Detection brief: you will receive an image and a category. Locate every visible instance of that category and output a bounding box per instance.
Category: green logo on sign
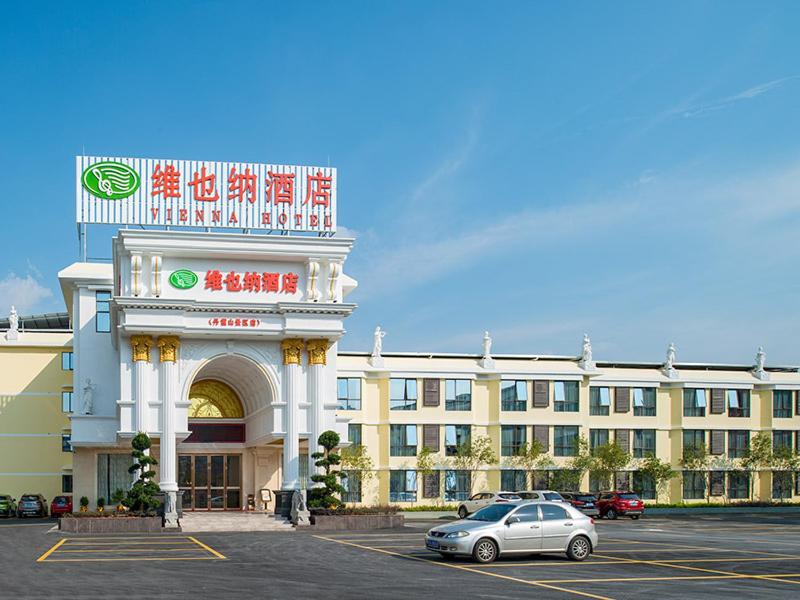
[81,161,141,200]
[169,270,198,290]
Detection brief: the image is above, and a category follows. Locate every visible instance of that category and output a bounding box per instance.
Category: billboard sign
[76,155,337,233]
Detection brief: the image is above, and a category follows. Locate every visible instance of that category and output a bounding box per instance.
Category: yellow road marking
[37,538,67,562]
[593,553,800,587]
[62,541,196,546]
[188,536,226,559]
[55,547,211,554]
[40,557,219,563]
[601,537,799,558]
[314,535,615,600]
[536,573,800,584]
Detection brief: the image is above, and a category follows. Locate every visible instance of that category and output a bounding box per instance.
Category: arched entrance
[177,351,280,512]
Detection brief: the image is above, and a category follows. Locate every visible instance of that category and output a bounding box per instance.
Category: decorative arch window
[188,380,244,419]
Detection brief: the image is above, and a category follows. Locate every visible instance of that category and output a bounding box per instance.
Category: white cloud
[0,272,54,315]
[679,75,799,118]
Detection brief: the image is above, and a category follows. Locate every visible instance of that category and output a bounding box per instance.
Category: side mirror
[506,516,521,525]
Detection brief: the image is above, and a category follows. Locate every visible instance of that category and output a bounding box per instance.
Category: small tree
[590,441,630,492]
[564,437,594,491]
[637,455,677,500]
[340,444,376,504]
[416,446,436,477]
[770,444,800,501]
[450,435,497,494]
[742,433,772,500]
[126,432,161,515]
[510,440,551,489]
[680,441,709,501]
[308,430,345,509]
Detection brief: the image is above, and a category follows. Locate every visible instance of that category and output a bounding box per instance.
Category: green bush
[307,431,346,509]
[125,432,161,515]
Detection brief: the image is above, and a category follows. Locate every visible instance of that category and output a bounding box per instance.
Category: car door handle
[530,524,540,529]
[564,522,573,526]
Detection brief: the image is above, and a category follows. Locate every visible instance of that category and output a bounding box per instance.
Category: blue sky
[1,1,799,364]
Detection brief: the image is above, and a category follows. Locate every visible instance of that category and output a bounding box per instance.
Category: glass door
[177,454,242,511]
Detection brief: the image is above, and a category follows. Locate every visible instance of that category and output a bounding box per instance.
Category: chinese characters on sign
[204,270,299,294]
[77,156,337,233]
[208,317,262,328]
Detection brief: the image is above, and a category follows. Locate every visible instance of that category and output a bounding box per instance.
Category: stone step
[178,512,295,532]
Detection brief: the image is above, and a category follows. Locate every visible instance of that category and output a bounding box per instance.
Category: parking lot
[3,512,800,598]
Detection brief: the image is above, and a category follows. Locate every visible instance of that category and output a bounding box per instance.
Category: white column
[306,339,329,483]
[281,339,304,491]
[157,336,179,526]
[130,336,153,433]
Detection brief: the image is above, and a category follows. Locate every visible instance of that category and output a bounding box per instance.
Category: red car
[596,491,644,520]
[50,495,72,517]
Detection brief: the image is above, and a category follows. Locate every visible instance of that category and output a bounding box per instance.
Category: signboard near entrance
[76,155,337,233]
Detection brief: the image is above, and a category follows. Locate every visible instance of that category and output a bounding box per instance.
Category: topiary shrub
[126,432,161,515]
[307,430,346,509]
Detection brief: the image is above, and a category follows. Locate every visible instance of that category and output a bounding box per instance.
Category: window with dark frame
[501,469,527,492]
[632,471,655,499]
[445,379,472,411]
[683,388,707,417]
[62,474,73,494]
[501,425,526,456]
[61,352,74,370]
[444,470,470,501]
[389,424,417,456]
[390,378,417,411]
[728,430,749,459]
[553,381,579,412]
[727,389,750,418]
[632,388,656,416]
[554,426,579,457]
[61,434,72,452]
[590,387,611,415]
[348,423,362,447]
[337,378,361,410]
[728,472,749,499]
[773,390,794,419]
[773,430,793,453]
[589,429,609,452]
[389,470,417,502]
[95,290,111,333]
[501,380,527,411]
[341,471,362,503]
[683,429,706,454]
[61,391,73,413]
[683,471,706,500]
[632,429,655,458]
[445,424,470,456]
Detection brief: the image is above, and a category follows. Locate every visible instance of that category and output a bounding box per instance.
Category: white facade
[59,230,357,522]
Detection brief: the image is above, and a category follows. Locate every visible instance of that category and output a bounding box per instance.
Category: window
[61,351,74,370]
[589,429,609,452]
[727,389,750,418]
[61,434,72,453]
[341,471,361,503]
[554,381,579,412]
[390,379,417,411]
[683,471,706,500]
[62,474,73,494]
[299,453,309,489]
[554,426,579,457]
[728,472,749,499]
[97,454,132,500]
[501,469,527,492]
[444,470,470,501]
[445,425,470,456]
[632,429,655,458]
[61,391,73,413]
[95,290,111,333]
[683,389,707,417]
[390,425,417,456]
[540,504,569,521]
[632,472,655,499]
[773,472,793,500]
[501,380,527,411]
[728,430,749,459]
[390,470,417,502]
[501,425,526,456]
[337,378,361,410]
[514,503,541,522]
[773,430,793,453]
[633,388,656,416]
[683,430,706,453]
[590,387,611,416]
[773,390,794,419]
[445,379,472,411]
[348,423,362,447]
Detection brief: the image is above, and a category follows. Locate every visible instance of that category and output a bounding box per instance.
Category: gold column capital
[130,335,154,362]
[306,339,329,366]
[281,338,306,366]
[157,335,181,363]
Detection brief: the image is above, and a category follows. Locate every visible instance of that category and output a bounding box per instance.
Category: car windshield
[21,495,38,501]
[619,493,640,500]
[54,497,68,504]
[543,492,563,501]
[575,495,597,502]
[467,504,517,522]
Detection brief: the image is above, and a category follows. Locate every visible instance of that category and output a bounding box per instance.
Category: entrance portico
[62,229,357,525]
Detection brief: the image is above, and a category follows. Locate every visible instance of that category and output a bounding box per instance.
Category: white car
[427,501,599,563]
[515,490,566,502]
[456,491,521,519]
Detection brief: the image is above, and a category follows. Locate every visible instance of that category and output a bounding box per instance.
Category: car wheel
[631,515,639,520]
[457,506,468,519]
[567,535,592,561]
[472,538,498,564]
[606,508,617,520]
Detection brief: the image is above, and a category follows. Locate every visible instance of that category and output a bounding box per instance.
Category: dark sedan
[17,494,48,518]
[559,492,600,517]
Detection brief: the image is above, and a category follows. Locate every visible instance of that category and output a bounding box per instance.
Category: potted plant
[111,488,127,513]
[96,497,105,513]
[79,496,89,513]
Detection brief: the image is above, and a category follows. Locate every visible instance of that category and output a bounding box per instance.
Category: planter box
[59,516,163,533]
[311,514,404,531]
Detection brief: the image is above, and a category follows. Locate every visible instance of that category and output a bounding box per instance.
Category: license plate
[426,539,440,550]
[626,510,642,515]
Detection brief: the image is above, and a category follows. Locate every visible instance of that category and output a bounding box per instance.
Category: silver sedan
[426,501,598,563]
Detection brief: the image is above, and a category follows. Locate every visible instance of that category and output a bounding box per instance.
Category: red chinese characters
[266,171,295,205]
[188,166,220,202]
[208,317,261,327]
[228,167,257,203]
[204,270,299,294]
[151,164,182,199]
[304,171,332,207]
